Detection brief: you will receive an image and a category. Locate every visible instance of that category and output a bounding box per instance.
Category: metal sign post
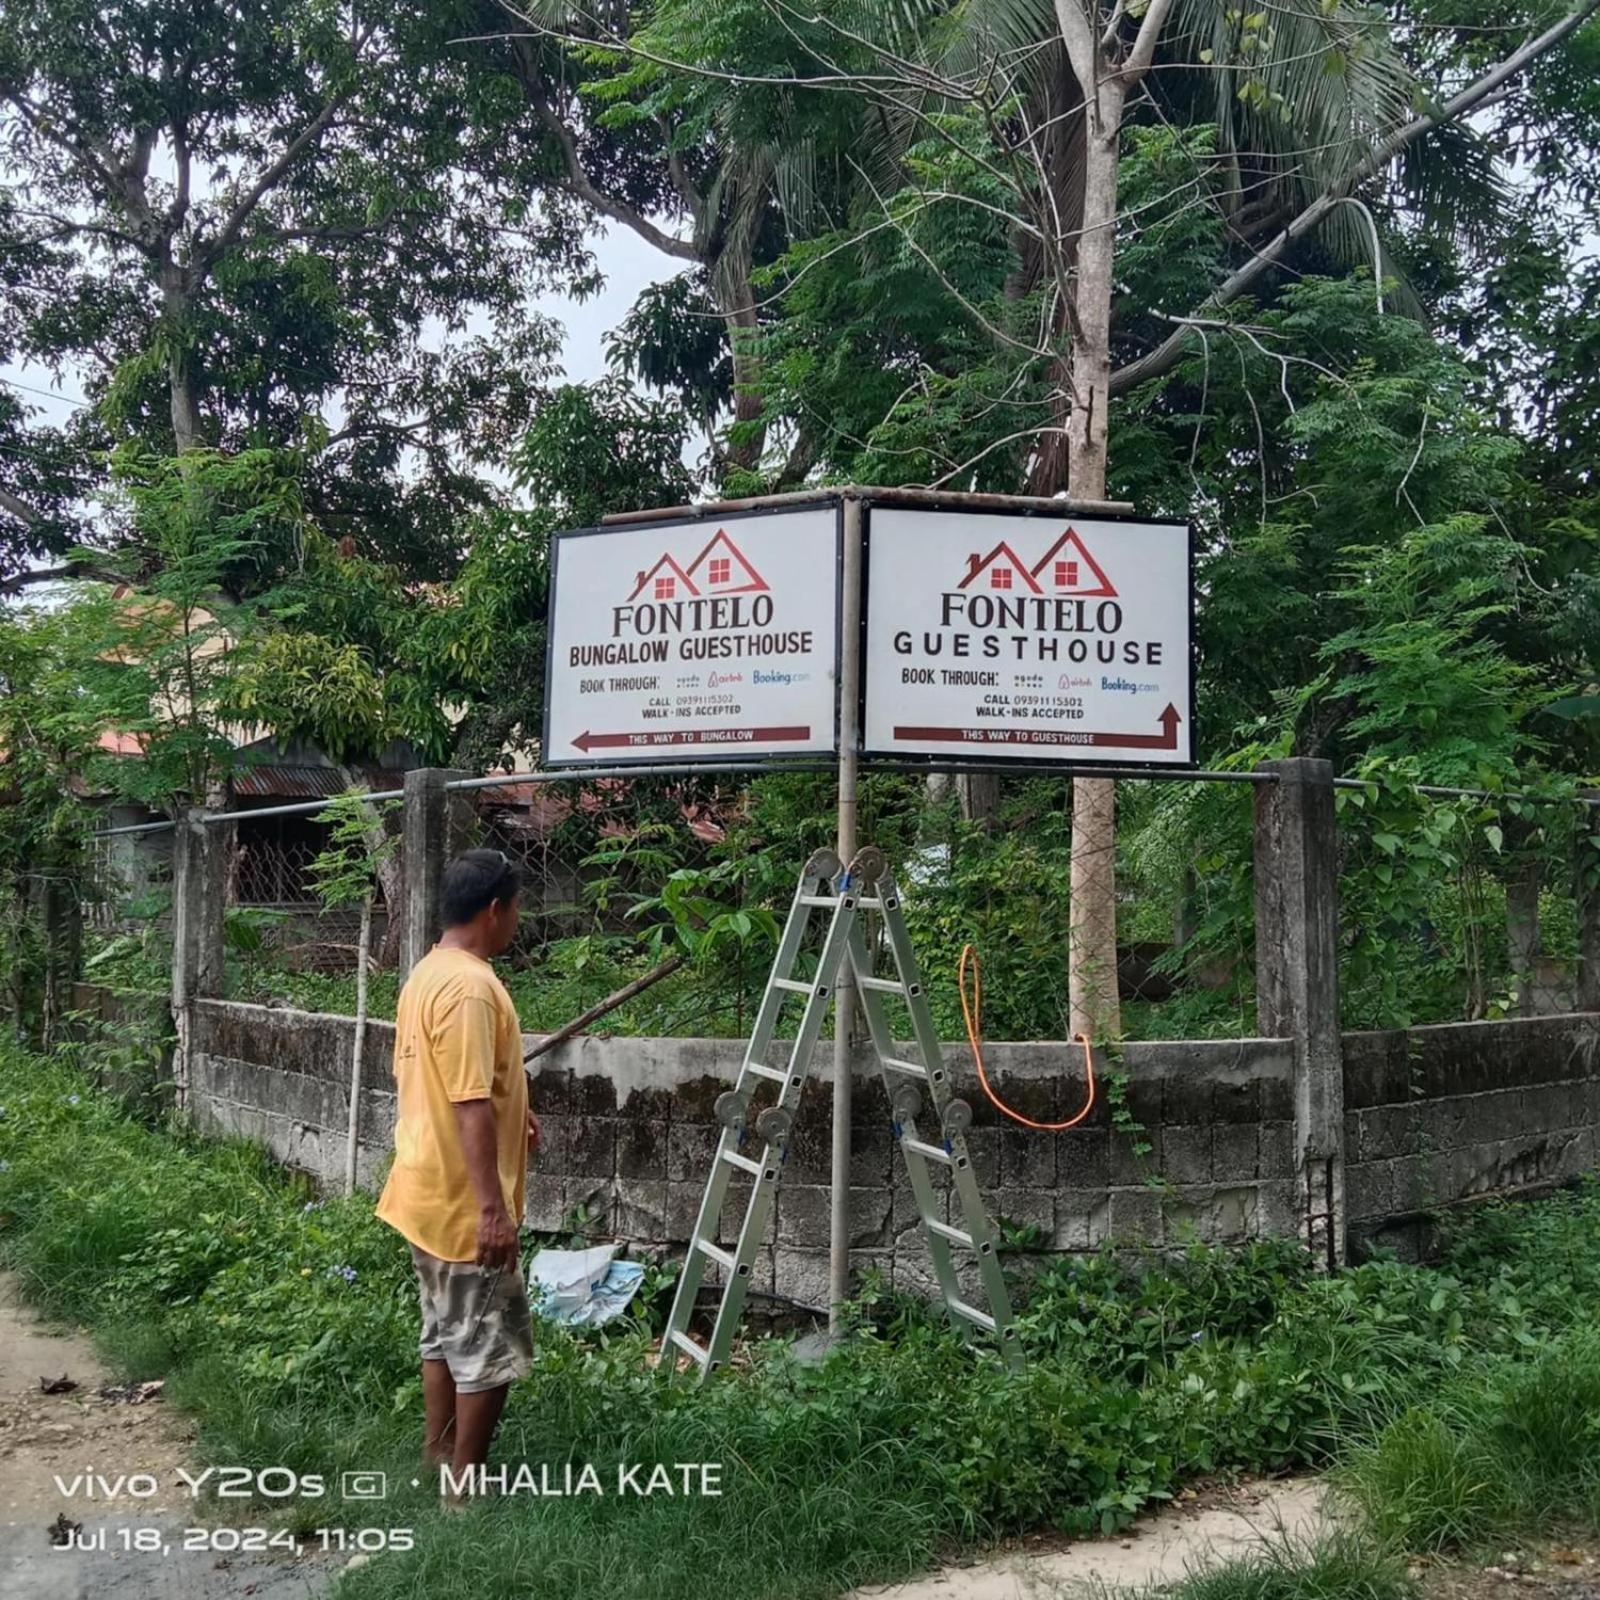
[829,493,864,1327]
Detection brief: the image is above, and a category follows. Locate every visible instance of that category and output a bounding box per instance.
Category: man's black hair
[440,848,522,926]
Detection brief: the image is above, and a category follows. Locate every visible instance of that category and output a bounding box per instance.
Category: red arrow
[893,704,1183,751]
[572,725,811,753]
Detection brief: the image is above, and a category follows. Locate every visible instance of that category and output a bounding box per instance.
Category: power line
[2,376,92,410]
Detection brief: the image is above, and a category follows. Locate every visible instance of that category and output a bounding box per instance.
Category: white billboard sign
[543,506,841,766]
[862,507,1193,766]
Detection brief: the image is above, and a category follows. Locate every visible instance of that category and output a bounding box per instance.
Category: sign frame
[540,497,846,770]
[857,497,1196,773]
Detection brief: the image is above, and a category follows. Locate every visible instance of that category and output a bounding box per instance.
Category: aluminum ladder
[661,846,1023,1379]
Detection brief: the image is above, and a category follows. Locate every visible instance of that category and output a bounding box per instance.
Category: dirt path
[0,1274,335,1600]
[857,1477,1335,1598]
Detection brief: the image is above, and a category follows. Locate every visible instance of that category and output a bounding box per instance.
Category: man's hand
[476,1203,519,1271]
[526,1110,542,1156]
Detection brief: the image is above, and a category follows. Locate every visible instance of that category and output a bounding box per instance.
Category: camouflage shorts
[410,1245,534,1393]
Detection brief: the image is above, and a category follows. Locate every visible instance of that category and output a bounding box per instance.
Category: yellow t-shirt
[375,945,528,1262]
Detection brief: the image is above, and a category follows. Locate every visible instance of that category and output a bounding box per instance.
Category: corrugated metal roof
[231,765,365,801]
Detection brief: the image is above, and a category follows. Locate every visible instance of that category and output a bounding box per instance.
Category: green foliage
[514,381,699,529]
[307,791,400,913]
[1319,517,1541,782]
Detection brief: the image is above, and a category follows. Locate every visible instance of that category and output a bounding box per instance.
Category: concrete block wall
[128,996,1600,1300]
[522,1034,1298,1309]
[1343,1013,1600,1259]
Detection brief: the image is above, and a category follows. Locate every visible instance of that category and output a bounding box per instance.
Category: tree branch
[0,560,126,596]
[196,90,355,271]
[520,73,703,263]
[0,488,42,531]
[1122,0,1178,85]
[1109,0,1600,397]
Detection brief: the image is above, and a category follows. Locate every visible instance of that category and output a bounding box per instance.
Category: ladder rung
[669,1329,709,1365]
[881,1057,927,1078]
[798,894,840,908]
[857,975,909,994]
[745,1062,787,1082]
[697,1239,737,1271]
[926,1218,976,1249]
[721,1148,761,1175]
[947,1298,997,1333]
[857,897,883,909]
[901,1136,952,1165]
[773,978,813,995]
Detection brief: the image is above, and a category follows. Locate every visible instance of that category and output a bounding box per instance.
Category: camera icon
[341,1471,387,1501]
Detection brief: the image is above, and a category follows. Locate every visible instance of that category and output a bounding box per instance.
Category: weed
[1160,1531,1416,1600]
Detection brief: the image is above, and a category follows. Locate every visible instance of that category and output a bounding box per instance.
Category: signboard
[862,506,1193,767]
[543,505,841,766]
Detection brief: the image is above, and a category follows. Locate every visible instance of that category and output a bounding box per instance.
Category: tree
[77,446,393,811]
[0,596,115,1037]
[0,0,578,580]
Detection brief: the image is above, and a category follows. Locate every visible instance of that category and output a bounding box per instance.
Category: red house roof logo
[627,551,700,602]
[625,528,769,602]
[955,527,1117,598]
[686,528,769,596]
[959,540,1043,594]
[1030,528,1116,597]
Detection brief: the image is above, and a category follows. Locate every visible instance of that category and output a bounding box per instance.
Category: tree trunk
[169,353,205,454]
[958,773,1002,830]
[1064,87,1127,1043]
[714,232,767,474]
[161,265,205,454]
[345,892,372,1195]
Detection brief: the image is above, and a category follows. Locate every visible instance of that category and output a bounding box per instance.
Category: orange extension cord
[958,944,1097,1131]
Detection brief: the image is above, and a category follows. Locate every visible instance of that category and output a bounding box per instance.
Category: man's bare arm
[453,1099,518,1269]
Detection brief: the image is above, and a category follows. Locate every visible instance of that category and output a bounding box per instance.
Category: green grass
[5,1039,1600,1597]
[1159,1532,1417,1600]
[1341,1330,1600,1554]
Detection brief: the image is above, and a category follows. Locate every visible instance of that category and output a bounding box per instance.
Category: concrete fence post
[1253,757,1346,1266]
[400,769,475,979]
[1579,790,1600,1014]
[170,808,227,1107]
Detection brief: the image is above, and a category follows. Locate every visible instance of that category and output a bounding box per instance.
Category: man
[376,848,541,1481]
